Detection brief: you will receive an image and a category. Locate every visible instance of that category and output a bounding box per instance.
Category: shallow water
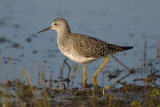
[0,0,160,88]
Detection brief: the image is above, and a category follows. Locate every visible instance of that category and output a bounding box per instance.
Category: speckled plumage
[38,18,133,64]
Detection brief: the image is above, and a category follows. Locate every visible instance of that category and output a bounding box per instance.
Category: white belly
[63,52,97,64]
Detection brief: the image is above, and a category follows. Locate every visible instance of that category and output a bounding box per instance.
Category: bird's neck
[57,30,71,53]
[57,30,70,38]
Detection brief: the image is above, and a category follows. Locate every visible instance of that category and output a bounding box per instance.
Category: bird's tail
[120,46,133,51]
[107,44,133,55]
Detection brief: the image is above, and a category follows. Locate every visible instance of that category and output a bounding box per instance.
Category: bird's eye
[55,23,57,25]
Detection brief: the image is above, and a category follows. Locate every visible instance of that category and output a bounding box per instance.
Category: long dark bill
[38,26,51,33]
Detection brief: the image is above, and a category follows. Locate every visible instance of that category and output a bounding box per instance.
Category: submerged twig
[50,70,54,89]
[58,57,68,89]
[143,37,147,73]
[113,69,136,86]
[111,55,131,71]
[62,58,71,79]
[72,64,78,88]
[0,50,3,84]
[157,35,160,65]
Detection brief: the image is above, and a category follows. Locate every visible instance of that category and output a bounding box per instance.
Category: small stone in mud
[50,38,54,41]
[12,24,20,28]
[0,20,5,25]
[32,50,37,54]
[0,37,6,43]
[19,54,24,58]
[32,34,37,38]
[4,60,7,64]
[26,38,32,42]
[13,62,16,65]
[12,43,21,48]
[43,60,47,63]
[53,80,58,83]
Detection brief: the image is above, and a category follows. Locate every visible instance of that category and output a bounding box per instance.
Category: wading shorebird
[38,18,133,87]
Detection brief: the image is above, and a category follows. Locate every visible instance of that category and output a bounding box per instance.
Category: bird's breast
[57,36,71,54]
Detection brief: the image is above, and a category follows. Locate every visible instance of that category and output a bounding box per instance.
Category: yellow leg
[83,64,87,88]
[93,56,109,86]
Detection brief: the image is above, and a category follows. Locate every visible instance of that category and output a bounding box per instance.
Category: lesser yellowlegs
[38,18,133,87]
